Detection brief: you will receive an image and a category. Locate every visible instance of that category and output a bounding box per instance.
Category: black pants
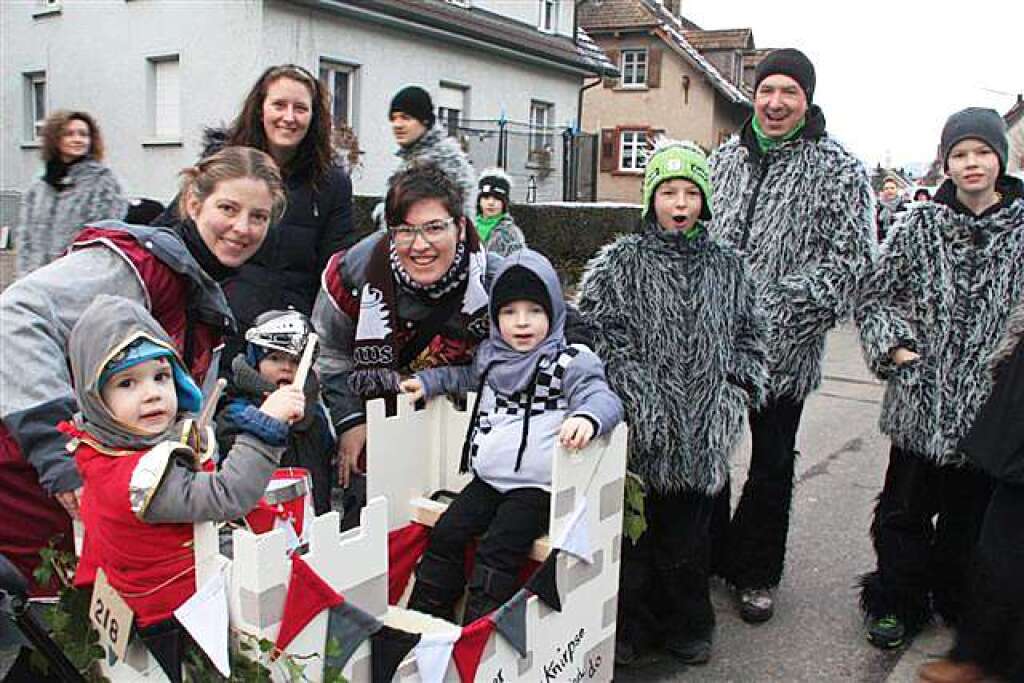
[859,445,992,632]
[714,396,804,589]
[409,477,549,622]
[950,481,1024,679]
[618,488,715,649]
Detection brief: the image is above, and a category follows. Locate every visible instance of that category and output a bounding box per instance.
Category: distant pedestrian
[15,110,127,277]
[857,107,1024,650]
[475,168,525,255]
[578,140,769,666]
[913,187,932,202]
[876,177,908,241]
[708,48,876,624]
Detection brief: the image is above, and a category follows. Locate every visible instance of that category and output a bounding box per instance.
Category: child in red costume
[65,295,304,637]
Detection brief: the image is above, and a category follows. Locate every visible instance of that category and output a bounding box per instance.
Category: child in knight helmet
[65,295,304,641]
[399,248,623,625]
[216,309,336,515]
[577,140,769,666]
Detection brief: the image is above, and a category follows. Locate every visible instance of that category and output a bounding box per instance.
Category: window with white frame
[148,55,181,139]
[437,84,467,138]
[529,100,554,164]
[24,72,46,140]
[539,0,558,32]
[319,60,357,131]
[620,49,648,87]
[619,129,649,171]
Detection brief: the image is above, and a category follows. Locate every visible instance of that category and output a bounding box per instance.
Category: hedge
[352,195,641,287]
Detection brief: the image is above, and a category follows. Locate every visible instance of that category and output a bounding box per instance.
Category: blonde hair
[177,146,287,224]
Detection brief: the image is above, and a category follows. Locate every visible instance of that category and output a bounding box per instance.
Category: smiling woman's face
[186,176,274,268]
[392,198,463,285]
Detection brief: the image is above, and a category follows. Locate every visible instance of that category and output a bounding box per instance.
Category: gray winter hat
[940,107,1008,173]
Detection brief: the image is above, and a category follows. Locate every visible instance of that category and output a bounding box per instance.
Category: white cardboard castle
[97,395,627,682]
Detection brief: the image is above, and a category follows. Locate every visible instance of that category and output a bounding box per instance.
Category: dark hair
[177,146,287,225]
[384,162,464,227]
[41,110,104,162]
[226,64,333,188]
[913,188,932,201]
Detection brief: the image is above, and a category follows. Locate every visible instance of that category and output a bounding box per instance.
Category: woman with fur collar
[578,140,769,666]
[856,107,1024,651]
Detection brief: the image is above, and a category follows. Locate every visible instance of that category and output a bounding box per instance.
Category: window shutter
[603,49,620,88]
[600,129,616,171]
[648,47,662,88]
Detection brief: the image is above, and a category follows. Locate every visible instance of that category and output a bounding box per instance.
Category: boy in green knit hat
[578,140,768,667]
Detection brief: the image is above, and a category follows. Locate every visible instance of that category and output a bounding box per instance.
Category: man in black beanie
[389,85,436,147]
[708,48,875,624]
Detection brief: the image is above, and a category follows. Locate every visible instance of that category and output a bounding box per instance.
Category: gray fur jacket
[710,108,875,402]
[857,177,1024,465]
[395,126,477,220]
[577,227,769,495]
[15,159,127,276]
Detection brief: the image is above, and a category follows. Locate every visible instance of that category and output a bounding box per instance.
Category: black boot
[407,552,465,623]
[463,563,520,625]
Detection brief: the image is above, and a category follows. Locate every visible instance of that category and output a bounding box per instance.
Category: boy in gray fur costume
[578,141,769,665]
[475,168,526,256]
[399,249,622,625]
[708,48,875,623]
[857,107,1024,650]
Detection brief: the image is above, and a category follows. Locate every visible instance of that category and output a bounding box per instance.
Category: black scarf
[934,175,1024,219]
[174,219,237,283]
[43,157,83,191]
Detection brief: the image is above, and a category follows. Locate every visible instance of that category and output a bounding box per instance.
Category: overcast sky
[682,0,1022,174]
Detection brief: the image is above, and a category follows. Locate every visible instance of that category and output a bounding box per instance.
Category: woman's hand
[559,417,595,451]
[338,424,367,488]
[260,385,306,424]
[55,487,83,520]
[399,378,425,402]
[890,347,920,366]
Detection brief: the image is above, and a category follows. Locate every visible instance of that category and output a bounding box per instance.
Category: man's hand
[891,347,921,366]
[559,417,595,451]
[338,424,367,488]
[55,488,83,520]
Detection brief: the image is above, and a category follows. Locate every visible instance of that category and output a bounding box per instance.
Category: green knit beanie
[641,140,712,220]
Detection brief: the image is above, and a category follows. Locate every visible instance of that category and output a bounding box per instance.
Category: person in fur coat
[475,168,526,256]
[857,107,1024,650]
[708,49,875,623]
[15,110,127,276]
[578,140,769,666]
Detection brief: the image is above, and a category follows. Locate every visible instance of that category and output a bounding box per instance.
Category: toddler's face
[654,178,703,233]
[497,300,550,352]
[258,351,299,388]
[100,357,178,435]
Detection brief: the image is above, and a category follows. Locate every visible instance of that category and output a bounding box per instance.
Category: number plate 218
[89,568,135,662]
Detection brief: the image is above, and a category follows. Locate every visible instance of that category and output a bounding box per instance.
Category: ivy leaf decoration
[623,472,648,545]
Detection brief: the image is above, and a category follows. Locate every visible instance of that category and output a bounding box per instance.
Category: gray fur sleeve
[730,264,771,408]
[765,161,876,347]
[85,168,129,224]
[142,433,283,523]
[312,289,364,433]
[1,248,145,494]
[855,218,920,377]
[563,349,623,437]
[416,364,477,400]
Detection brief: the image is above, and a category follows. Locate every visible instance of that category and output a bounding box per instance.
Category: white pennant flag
[174,570,230,677]
[556,499,593,564]
[413,631,458,683]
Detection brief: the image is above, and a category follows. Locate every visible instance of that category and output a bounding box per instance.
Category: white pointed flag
[555,499,593,564]
[413,630,459,683]
[174,569,230,677]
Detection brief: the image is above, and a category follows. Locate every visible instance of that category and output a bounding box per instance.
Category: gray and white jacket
[710,107,876,402]
[857,176,1024,465]
[394,126,477,221]
[578,226,769,495]
[15,159,127,277]
[482,214,527,257]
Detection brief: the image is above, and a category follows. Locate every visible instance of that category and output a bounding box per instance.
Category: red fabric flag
[453,616,496,682]
[275,554,345,652]
[387,522,432,604]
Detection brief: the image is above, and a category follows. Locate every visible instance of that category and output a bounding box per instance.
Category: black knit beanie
[389,86,436,129]
[478,173,512,210]
[754,48,816,103]
[940,107,1009,174]
[490,266,552,322]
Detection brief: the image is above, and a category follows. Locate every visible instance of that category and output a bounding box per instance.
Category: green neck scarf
[476,213,504,243]
[752,116,806,154]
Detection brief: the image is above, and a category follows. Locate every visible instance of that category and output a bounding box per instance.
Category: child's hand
[559,417,595,450]
[259,385,305,424]
[399,378,425,402]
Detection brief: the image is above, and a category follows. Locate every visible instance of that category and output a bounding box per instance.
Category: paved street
[615,324,962,683]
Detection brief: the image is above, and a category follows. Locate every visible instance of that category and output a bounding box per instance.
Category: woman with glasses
[313,162,503,528]
[154,64,357,363]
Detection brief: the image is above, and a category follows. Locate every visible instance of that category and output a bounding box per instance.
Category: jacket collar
[934,175,1024,219]
[741,104,827,162]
